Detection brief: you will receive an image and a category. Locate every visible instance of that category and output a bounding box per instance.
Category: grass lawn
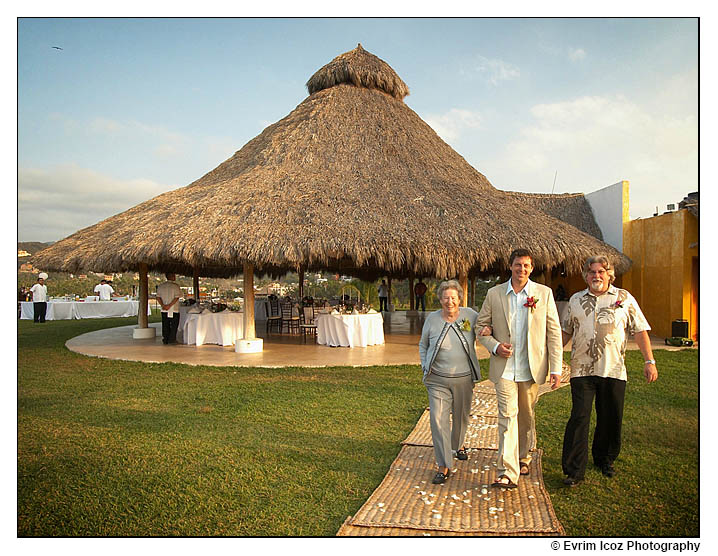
[537,349,699,537]
[17,318,698,536]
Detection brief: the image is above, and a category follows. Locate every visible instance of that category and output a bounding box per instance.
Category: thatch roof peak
[306,43,410,100]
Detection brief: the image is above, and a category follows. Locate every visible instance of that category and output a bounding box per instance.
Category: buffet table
[315,312,385,348]
[19,300,146,320]
[181,310,244,346]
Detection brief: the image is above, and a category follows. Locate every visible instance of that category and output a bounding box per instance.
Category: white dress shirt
[496,279,532,382]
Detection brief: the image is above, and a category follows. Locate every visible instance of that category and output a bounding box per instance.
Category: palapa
[32,44,630,279]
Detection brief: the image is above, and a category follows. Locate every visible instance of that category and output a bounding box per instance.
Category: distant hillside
[18,242,54,255]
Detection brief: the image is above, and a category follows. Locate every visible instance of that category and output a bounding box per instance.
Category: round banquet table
[315,312,385,348]
[181,310,245,346]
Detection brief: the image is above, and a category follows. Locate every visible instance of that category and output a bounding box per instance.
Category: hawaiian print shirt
[561,285,651,381]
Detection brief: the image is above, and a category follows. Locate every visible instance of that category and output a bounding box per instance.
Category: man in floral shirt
[560,256,658,486]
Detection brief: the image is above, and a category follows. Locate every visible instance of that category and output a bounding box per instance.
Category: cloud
[18,164,176,241]
[461,55,520,86]
[486,94,697,219]
[424,108,483,144]
[568,47,586,62]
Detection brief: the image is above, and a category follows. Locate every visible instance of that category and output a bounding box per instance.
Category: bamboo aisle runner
[337,364,571,536]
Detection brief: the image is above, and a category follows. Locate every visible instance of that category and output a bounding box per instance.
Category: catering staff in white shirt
[30,275,48,323]
[94,279,116,301]
[157,273,182,344]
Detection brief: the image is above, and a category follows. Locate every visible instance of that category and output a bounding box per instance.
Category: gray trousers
[424,373,473,469]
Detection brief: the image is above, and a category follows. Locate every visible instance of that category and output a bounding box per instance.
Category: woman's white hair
[436,279,463,303]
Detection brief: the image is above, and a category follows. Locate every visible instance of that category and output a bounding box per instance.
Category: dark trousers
[33,302,47,323]
[562,376,626,479]
[415,295,425,311]
[161,312,180,343]
[379,296,388,311]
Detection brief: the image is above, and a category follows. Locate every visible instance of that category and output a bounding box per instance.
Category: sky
[16,15,699,242]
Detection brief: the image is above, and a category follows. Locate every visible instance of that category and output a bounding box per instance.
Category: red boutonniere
[524,296,538,311]
[613,300,624,309]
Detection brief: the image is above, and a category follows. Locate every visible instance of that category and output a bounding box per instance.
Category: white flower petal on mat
[419,491,426,495]
[449,502,455,506]
[376,503,385,508]
[528,495,535,499]
[463,500,470,503]
[471,469,479,474]
[433,513,442,520]
[513,512,521,517]
[489,507,498,512]
[483,497,491,501]
[481,488,488,494]
[423,533,431,536]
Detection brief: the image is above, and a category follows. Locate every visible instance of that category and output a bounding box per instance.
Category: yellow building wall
[622,209,698,339]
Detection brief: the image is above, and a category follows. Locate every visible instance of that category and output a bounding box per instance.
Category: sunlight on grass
[17,319,698,536]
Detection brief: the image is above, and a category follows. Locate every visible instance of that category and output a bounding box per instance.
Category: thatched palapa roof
[505,192,604,241]
[32,44,630,280]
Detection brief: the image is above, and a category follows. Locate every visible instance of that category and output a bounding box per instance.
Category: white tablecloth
[20,300,145,320]
[316,312,385,347]
[181,310,244,346]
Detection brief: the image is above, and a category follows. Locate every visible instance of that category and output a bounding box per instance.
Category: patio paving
[65,311,685,368]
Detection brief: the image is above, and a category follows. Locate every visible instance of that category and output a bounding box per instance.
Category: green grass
[537,349,699,537]
[18,318,698,536]
[17,318,427,536]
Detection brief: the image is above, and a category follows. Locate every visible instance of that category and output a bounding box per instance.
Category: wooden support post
[459,271,468,307]
[236,262,263,353]
[243,263,256,340]
[470,276,476,307]
[387,278,393,311]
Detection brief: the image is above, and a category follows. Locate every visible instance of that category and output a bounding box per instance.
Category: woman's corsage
[457,318,472,332]
[612,300,624,309]
[524,296,538,311]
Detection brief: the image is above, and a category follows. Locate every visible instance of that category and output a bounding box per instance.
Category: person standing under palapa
[29,276,48,323]
[560,255,658,486]
[476,249,563,489]
[414,278,427,312]
[157,273,182,344]
[94,279,116,301]
[419,280,482,484]
[377,279,389,312]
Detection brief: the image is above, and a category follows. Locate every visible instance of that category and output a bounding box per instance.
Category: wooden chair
[300,305,317,342]
[266,296,282,334]
[281,301,300,334]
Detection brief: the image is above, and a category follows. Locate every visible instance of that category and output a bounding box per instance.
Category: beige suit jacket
[476,280,563,385]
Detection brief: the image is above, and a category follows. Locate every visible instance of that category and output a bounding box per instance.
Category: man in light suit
[477,248,563,488]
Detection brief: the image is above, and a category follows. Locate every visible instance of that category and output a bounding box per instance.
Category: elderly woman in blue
[419,280,481,484]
